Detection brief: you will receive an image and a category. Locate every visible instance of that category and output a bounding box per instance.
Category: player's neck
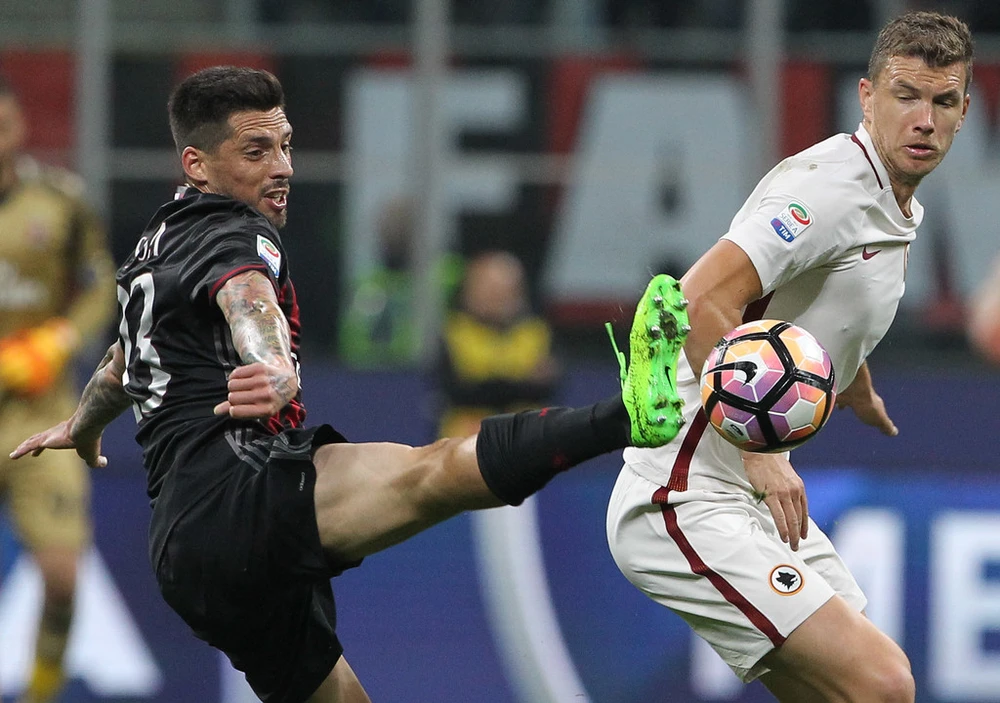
[888,180,916,218]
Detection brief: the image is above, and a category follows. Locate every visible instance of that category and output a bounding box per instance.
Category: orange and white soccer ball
[700,320,836,453]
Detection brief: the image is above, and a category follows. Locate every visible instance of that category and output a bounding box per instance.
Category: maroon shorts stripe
[650,286,785,649]
[665,409,709,492]
[653,492,787,648]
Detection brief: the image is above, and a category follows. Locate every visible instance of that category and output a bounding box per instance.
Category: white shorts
[606,465,867,683]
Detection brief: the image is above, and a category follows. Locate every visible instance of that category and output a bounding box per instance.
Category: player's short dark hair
[168,66,285,155]
[868,11,974,93]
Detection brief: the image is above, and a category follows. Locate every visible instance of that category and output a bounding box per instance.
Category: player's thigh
[4,445,90,556]
[312,437,496,561]
[307,657,371,703]
[760,595,913,701]
[607,467,840,683]
[793,517,866,612]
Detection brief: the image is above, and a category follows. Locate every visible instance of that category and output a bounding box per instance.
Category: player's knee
[407,437,483,517]
[878,662,915,703]
[35,550,79,603]
[44,574,77,607]
[857,657,914,703]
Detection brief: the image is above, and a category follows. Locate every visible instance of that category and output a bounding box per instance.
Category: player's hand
[9,418,108,468]
[835,384,898,436]
[834,362,897,436]
[741,451,809,551]
[214,361,297,420]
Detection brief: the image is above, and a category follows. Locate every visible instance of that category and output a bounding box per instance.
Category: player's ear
[858,78,874,124]
[181,146,208,186]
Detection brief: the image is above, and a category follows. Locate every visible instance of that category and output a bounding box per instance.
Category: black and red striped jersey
[116,186,306,502]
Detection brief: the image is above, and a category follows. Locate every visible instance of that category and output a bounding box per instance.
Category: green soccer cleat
[607,274,691,448]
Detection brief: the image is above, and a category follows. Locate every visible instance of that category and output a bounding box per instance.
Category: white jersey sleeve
[722,158,865,296]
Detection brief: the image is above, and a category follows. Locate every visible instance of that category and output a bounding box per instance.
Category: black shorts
[154,424,356,703]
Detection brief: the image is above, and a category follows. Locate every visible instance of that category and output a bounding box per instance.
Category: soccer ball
[700,320,836,453]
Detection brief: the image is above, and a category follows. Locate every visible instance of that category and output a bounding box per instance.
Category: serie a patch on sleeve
[257,234,282,276]
[769,201,813,242]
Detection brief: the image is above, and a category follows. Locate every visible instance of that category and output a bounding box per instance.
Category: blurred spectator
[339,198,462,367]
[0,76,116,703]
[435,250,558,438]
[967,254,1000,364]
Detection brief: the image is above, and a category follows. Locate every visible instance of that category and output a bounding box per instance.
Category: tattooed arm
[213,269,300,419]
[10,342,131,467]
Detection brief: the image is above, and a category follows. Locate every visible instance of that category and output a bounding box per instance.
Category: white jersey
[624,123,920,492]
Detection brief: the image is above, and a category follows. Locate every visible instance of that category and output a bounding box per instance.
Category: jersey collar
[852,123,892,194]
[174,184,198,200]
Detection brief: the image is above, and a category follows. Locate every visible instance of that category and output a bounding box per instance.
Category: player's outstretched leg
[312,275,694,561]
[314,274,694,558]
[618,274,690,447]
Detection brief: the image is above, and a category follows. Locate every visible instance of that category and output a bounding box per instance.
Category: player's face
[198,108,293,228]
[860,55,969,189]
[0,95,26,170]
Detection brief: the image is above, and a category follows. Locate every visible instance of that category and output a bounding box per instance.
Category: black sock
[475,395,631,505]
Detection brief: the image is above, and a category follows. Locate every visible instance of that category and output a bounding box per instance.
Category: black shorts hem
[155,423,354,703]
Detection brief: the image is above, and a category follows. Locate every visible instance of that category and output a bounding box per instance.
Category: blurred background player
[436,250,558,438]
[967,253,1000,364]
[433,249,565,696]
[0,76,116,702]
[340,196,463,368]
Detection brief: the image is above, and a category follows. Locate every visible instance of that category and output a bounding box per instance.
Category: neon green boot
[608,274,690,447]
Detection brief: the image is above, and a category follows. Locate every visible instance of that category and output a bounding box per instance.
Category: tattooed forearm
[70,342,132,439]
[218,271,293,367]
[217,270,299,403]
[228,297,291,366]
